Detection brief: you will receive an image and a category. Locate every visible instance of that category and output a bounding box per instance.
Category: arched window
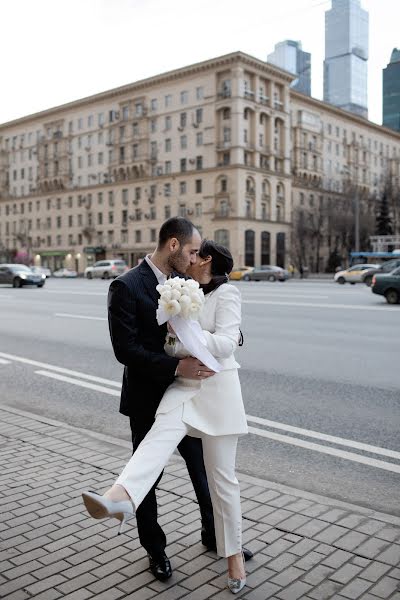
[214,229,230,248]
[246,177,255,194]
[245,230,255,266]
[261,232,270,265]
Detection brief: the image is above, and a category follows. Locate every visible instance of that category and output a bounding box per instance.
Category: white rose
[189,292,202,305]
[171,288,181,300]
[156,284,165,294]
[163,299,181,317]
[178,295,191,307]
[160,290,172,302]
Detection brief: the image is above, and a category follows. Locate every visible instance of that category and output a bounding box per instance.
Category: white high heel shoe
[227,552,246,594]
[82,491,134,535]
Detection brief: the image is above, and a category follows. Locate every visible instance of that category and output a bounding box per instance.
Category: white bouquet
[156,276,221,372]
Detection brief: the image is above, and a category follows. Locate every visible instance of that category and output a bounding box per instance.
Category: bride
[82,240,248,594]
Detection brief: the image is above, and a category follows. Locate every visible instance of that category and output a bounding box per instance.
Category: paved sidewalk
[0,405,399,600]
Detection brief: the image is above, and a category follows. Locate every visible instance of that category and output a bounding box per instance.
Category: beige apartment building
[0,51,399,273]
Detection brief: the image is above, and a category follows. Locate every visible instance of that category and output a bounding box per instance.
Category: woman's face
[186,252,202,281]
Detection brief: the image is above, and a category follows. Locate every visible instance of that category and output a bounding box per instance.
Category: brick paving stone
[329,563,363,584]
[338,577,373,599]
[259,529,285,545]
[30,559,72,580]
[294,519,330,538]
[318,509,350,524]
[55,572,98,595]
[351,556,370,567]
[287,539,320,556]
[86,572,127,595]
[88,589,125,600]
[313,524,349,545]
[57,590,93,600]
[355,519,387,536]
[24,574,68,596]
[0,574,37,597]
[270,566,304,586]
[302,564,336,586]
[334,531,369,552]
[307,580,343,599]
[2,559,43,580]
[267,553,298,572]
[377,543,400,566]
[264,539,296,557]
[375,527,400,543]
[30,589,63,600]
[177,584,220,600]
[293,551,324,571]
[242,581,280,599]
[274,514,311,532]
[368,576,400,598]
[276,580,313,600]
[322,549,353,568]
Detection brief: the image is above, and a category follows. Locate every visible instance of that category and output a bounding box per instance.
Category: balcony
[216,140,233,151]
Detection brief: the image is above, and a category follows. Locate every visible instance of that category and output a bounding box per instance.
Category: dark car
[362,258,400,286]
[0,264,46,288]
[371,267,400,304]
[242,265,289,282]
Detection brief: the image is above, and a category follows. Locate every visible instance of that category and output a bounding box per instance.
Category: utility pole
[354,189,360,252]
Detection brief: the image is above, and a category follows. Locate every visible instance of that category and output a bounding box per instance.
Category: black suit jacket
[107,260,179,424]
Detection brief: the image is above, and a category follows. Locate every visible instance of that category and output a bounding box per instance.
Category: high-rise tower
[268,40,311,96]
[383,48,400,132]
[323,0,369,118]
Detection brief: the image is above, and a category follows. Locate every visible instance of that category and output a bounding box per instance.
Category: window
[135,187,141,200]
[98,152,103,165]
[132,144,138,158]
[195,203,202,217]
[179,204,187,217]
[180,91,188,104]
[223,127,231,142]
[150,228,156,242]
[98,113,104,127]
[196,132,203,146]
[164,205,171,219]
[220,178,227,192]
[150,118,157,133]
[151,98,157,111]
[215,229,230,248]
[108,191,114,206]
[165,138,171,152]
[222,152,230,165]
[121,106,129,121]
[180,135,187,150]
[165,94,172,107]
[108,211,114,224]
[88,154,93,166]
[135,230,141,243]
[195,179,202,193]
[122,189,129,204]
[180,158,187,172]
[180,112,187,128]
[165,161,171,174]
[88,115,94,128]
[179,181,186,195]
[78,118,83,130]
[132,122,139,136]
[195,108,203,124]
[151,141,157,158]
[164,183,171,197]
[196,156,203,170]
[135,103,143,117]
[165,116,171,130]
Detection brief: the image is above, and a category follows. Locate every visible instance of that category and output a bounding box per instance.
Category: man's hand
[176,357,215,380]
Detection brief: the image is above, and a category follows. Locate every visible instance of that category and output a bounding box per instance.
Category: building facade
[0,52,293,272]
[323,0,369,119]
[268,40,311,96]
[1,51,400,274]
[383,48,400,133]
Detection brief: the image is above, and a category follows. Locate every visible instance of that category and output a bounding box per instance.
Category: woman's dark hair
[158,217,195,248]
[198,239,234,295]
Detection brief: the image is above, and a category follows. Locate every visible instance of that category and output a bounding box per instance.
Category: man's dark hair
[158,217,195,248]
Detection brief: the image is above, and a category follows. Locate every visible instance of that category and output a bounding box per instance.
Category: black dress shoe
[148,552,172,581]
[202,541,254,562]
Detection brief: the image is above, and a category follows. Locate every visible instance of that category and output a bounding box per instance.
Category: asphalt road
[0,276,399,516]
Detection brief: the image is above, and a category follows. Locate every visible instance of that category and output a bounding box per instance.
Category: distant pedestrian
[299,265,304,279]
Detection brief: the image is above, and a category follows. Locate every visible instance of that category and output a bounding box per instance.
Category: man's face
[168,230,201,274]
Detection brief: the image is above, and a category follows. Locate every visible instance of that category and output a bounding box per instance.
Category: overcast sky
[1,0,399,126]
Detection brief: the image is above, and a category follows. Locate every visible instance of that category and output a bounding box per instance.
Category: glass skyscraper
[383,48,400,132]
[267,40,311,96]
[323,0,369,118]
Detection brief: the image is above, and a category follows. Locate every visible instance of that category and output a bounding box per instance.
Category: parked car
[84,259,128,279]
[361,258,400,286]
[371,267,400,304]
[31,266,52,278]
[229,266,254,281]
[242,265,289,282]
[334,264,377,284]
[0,264,46,288]
[53,268,78,278]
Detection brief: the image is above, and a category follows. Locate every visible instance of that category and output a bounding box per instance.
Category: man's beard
[167,250,187,275]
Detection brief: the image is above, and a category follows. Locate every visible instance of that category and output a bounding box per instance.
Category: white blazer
[156,283,248,437]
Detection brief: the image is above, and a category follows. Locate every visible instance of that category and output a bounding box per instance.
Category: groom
[108,218,220,580]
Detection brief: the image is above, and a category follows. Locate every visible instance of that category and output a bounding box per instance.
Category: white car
[85,259,128,279]
[53,268,78,278]
[334,264,378,284]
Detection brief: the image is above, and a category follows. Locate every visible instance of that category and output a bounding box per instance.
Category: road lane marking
[0,351,121,388]
[242,293,329,299]
[35,370,121,396]
[3,351,399,472]
[242,300,398,311]
[247,427,400,474]
[247,415,400,460]
[0,358,11,364]
[55,313,107,321]
[44,290,106,296]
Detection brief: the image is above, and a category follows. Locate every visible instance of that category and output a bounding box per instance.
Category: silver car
[0,264,46,288]
[242,265,289,282]
[85,259,128,279]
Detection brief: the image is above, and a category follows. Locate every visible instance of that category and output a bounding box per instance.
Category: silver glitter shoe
[227,552,246,594]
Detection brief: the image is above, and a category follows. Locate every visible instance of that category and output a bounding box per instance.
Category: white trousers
[116,405,242,557]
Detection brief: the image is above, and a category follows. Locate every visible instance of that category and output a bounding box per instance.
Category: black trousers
[129,417,216,558]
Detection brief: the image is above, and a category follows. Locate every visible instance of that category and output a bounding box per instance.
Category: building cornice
[290,90,400,140]
[0,52,294,131]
